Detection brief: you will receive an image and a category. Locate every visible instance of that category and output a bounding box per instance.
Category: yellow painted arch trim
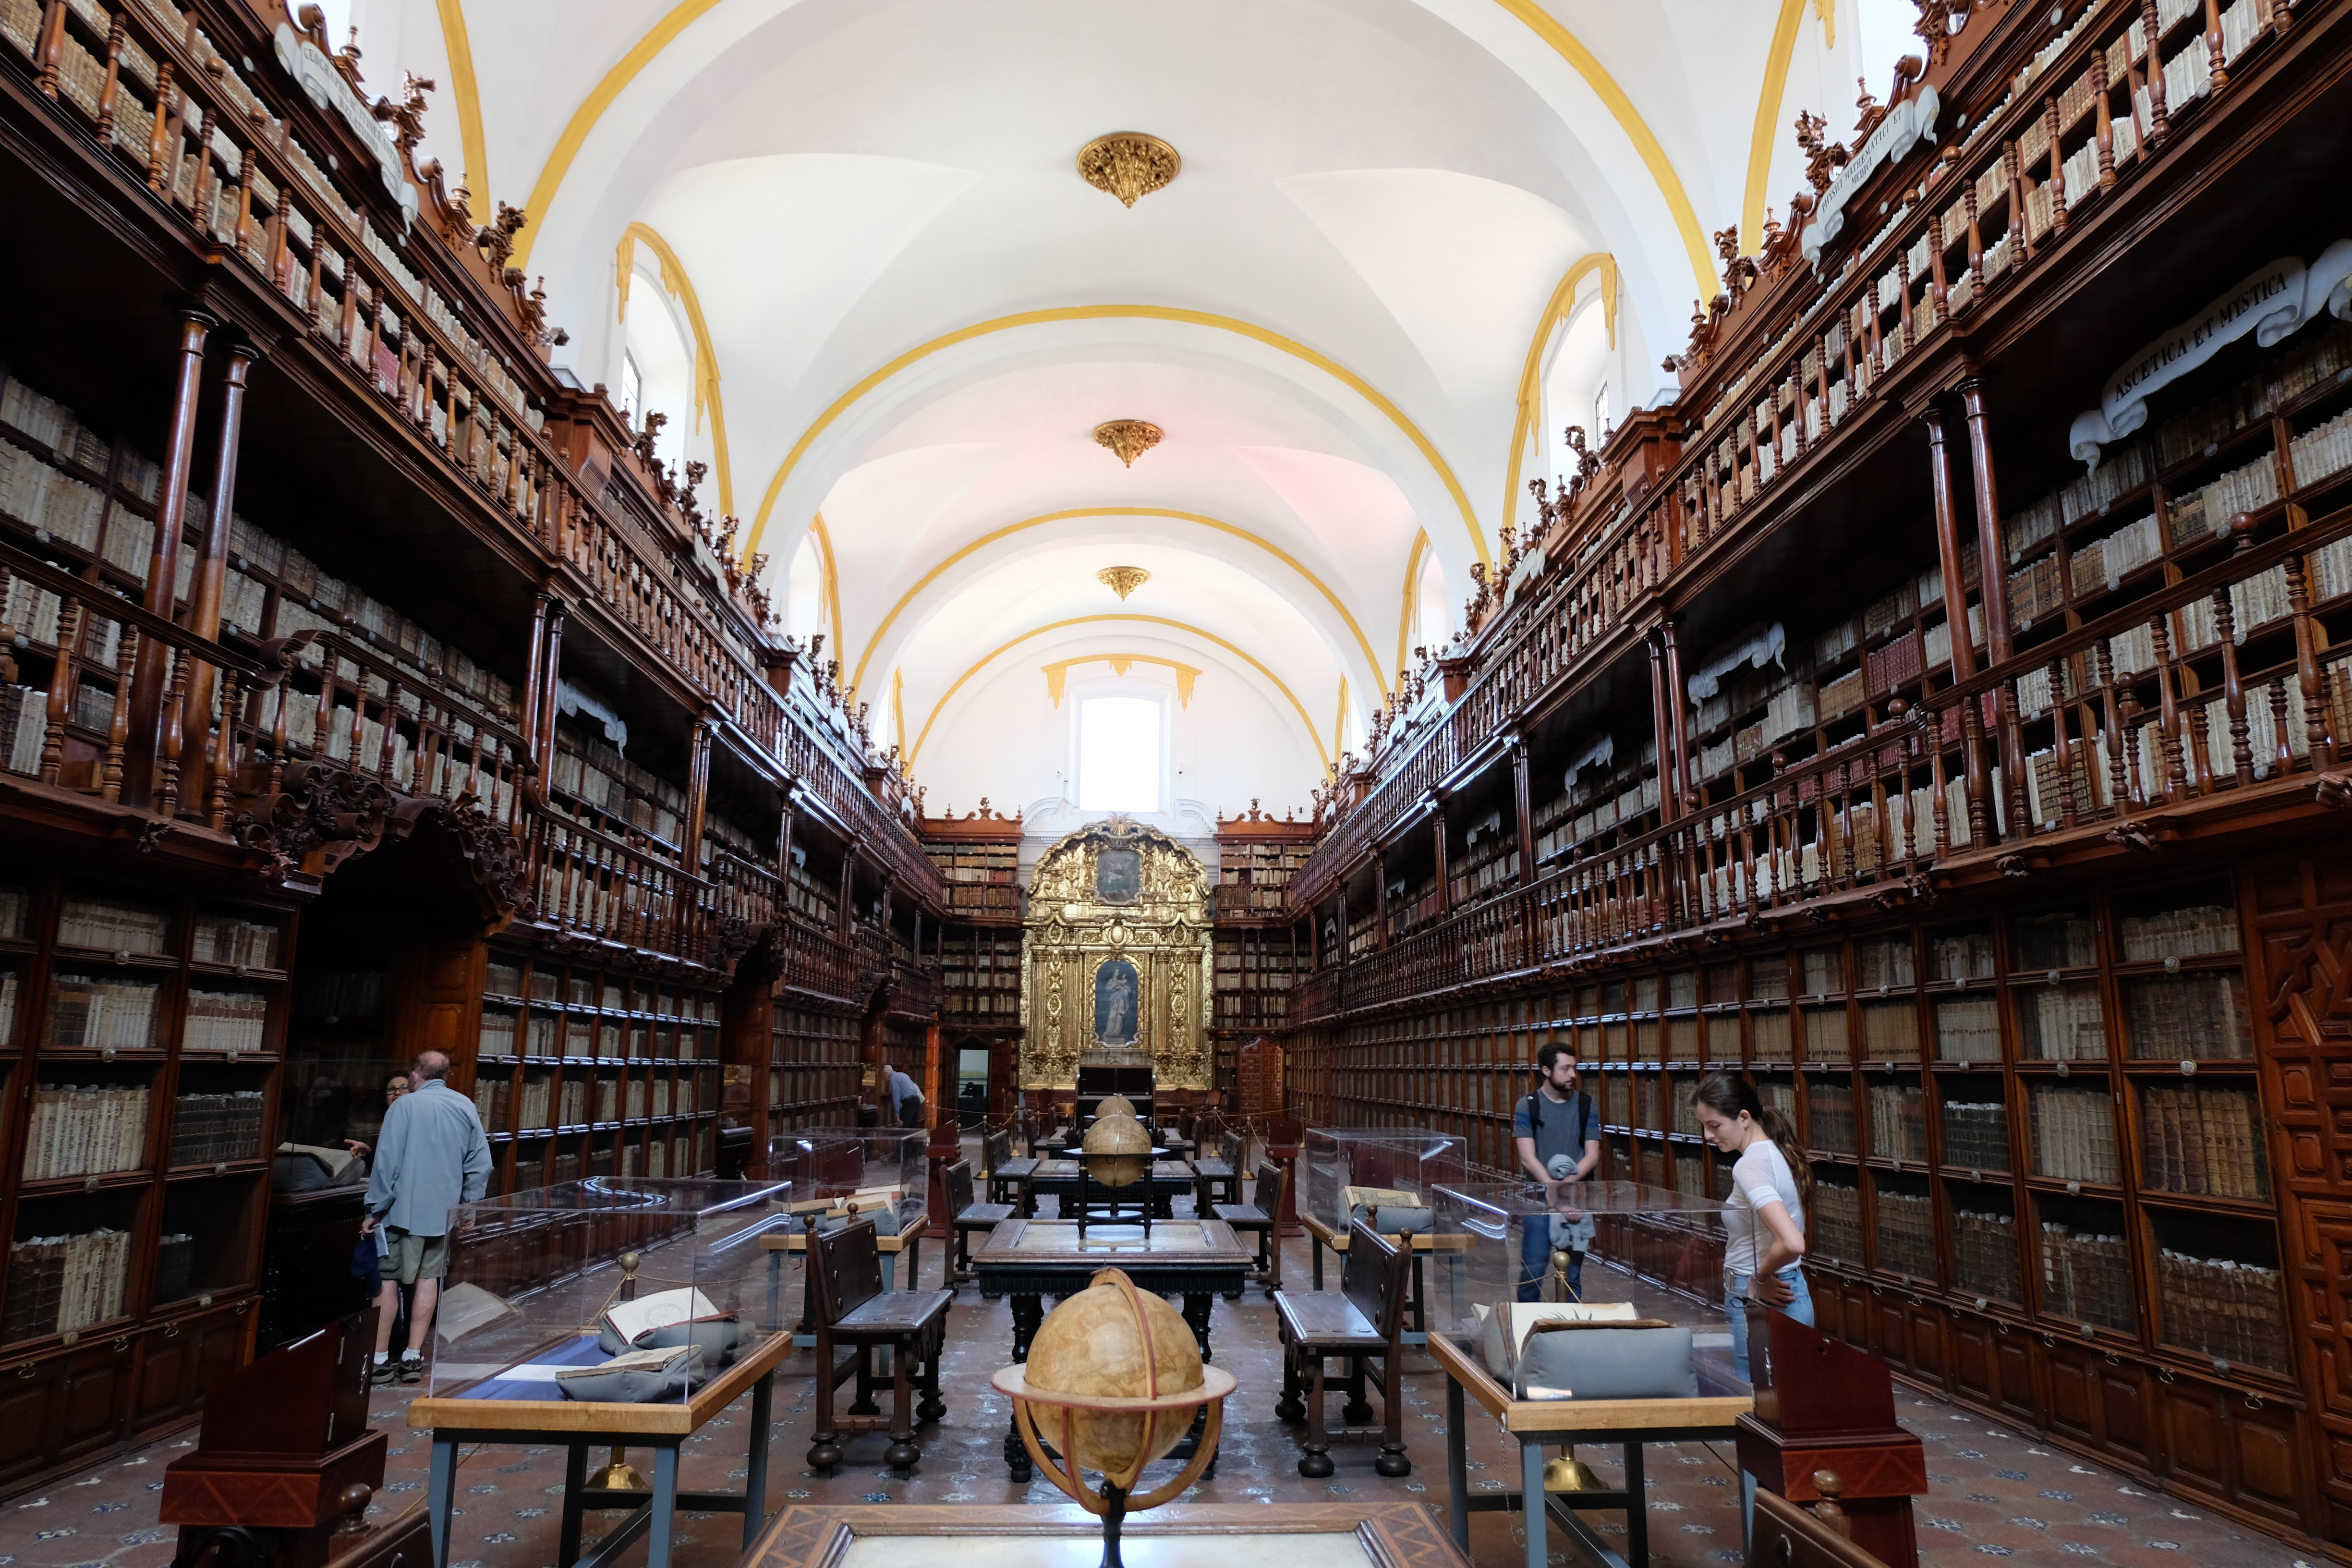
[431,0,490,225]
[1741,0,1810,254]
[742,305,1487,573]
[811,513,845,656]
[511,0,728,272]
[504,1,1709,316]
[1489,0,1713,301]
[845,507,1387,704]
[1500,254,1617,542]
[908,614,1329,772]
[617,221,734,516]
[1395,527,1431,681]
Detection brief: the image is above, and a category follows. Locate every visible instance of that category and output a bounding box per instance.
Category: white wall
[911,643,1322,825]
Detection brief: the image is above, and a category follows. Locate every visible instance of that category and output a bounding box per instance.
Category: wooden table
[970,1217,1253,1481]
[1427,1331,1750,1568]
[1011,1157,1197,1218]
[407,1328,792,1568]
[739,1501,1476,1568]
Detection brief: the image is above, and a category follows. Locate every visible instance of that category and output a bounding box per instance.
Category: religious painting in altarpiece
[1020,818,1211,1090]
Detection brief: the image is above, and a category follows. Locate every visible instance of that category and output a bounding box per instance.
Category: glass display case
[1429,1179,1744,1395]
[765,1128,928,1230]
[426,1177,794,1406]
[1301,1127,1467,1232]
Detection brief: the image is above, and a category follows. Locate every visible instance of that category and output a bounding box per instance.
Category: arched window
[1076,694,1163,812]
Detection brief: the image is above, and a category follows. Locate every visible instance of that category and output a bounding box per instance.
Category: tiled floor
[0,1191,2327,1568]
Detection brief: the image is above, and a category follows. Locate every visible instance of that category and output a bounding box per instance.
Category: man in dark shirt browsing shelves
[1511,1043,1602,1301]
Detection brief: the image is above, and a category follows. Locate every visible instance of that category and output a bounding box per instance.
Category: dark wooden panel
[2098,1359,2157,1471]
[1995,1329,2038,1426]
[56,1340,132,1458]
[1905,1300,1949,1388]
[1950,1311,1998,1406]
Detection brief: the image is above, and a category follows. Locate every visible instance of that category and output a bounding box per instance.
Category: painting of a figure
[1095,847,1141,904]
[1094,958,1139,1045]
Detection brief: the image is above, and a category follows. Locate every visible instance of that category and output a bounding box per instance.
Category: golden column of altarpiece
[1019,819,1212,1092]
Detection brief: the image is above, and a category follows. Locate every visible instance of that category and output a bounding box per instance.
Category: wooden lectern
[161,1308,391,1568]
[1734,1307,1926,1568]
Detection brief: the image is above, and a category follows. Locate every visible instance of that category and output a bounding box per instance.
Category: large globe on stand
[1081,1106,1154,1188]
[1093,1094,1139,1122]
[1024,1273,1204,1474]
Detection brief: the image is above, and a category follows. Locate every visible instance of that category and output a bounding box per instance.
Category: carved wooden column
[684,717,714,858]
[534,599,568,787]
[838,849,857,942]
[1925,407,1995,839]
[1431,807,1451,917]
[1511,741,1536,882]
[1660,620,1693,812]
[1960,378,2026,835]
[182,340,259,814]
[123,309,214,806]
[1372,849,1388,950]
[776,790,798,897]
[519,591,554,799]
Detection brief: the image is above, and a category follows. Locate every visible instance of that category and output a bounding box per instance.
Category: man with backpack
[1512,1043,1601,1301]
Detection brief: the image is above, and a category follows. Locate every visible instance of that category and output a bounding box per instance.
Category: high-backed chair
[1273,1219,1411,1478]
[1212,1160,1286,1295]
[1193,1129,1245,1211]
[804,1216,951,1476]
[943,1157,1012,1291]
[986,1128,1039,1213]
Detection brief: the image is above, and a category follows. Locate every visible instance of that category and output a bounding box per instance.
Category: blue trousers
[1517,1218,1582,1301]
[1729,1267,1815,1544]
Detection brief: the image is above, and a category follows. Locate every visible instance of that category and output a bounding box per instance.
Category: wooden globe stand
[989,1268,1235,1568]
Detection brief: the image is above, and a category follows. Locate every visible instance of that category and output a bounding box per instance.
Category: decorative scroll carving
[232,762,392,882]
[1021,818,1211,1090]
[402,796,526,921]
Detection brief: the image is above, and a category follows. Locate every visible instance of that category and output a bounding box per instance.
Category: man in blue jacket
[362,1051,491,1385]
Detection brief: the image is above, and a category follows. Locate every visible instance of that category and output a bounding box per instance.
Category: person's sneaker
[396,1353,424,1385]
[370,1357,398,1387]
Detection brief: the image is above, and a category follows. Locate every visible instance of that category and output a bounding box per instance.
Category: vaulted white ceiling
[339,0,1891,812]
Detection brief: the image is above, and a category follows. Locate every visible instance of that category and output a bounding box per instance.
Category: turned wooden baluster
[2047,658,2081,825]
[2045,98,2068,237]
[1964,180,1983,298]
[145,61,174,190]
[41,596,83,786]
[96,12,123,142]
[34,0,65,97]
[1959,698,1992,846]
[2286,550,2339,768]
[2210,557,2255,789]
[376,679,401,784]
[2203,0,2228,91]
[2150,614,2191,800]
[207,673,237,829]
[155,647,188,816]
[100,622,140,801]
[2141,0,2171,145]
[2266,679,2294,775]
[1928,719,1952,855]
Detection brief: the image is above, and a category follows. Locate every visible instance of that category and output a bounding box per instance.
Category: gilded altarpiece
[1020,820,1212,1091]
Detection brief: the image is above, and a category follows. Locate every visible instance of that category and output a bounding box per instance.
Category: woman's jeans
[1725,1265,1814,1383]
[1518,1218,1583,1301]
[1728,1266,1815,1543]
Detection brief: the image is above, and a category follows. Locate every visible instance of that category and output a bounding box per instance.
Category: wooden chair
[803,1216,951,1476]
[1071,1150,1153,1238]
[1273,1219,1410,1479]
[1193,1129,1245,1211]
[986,1129,1039,1214]
[1210,1160,1286,1295]
[943,1157,1012,1291]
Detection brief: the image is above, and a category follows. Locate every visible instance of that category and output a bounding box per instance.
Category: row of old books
[2018,983,2106,1061]
[1934,996,2003,1062]
[2014,913,2098,971]
[2004,448,2152,562]
[2030,1083,2119,1183]
[1942,1102,2010,1169]
[56,896,169,954]
[2040,1220,2134,1330]
[1952,1209,2020,1301]
[1809,1082,1855,1153]
[24,1083,149,1180]
[2166,454,2278,539]
[1868,1085,1927,1162]
[167,1091,266,1167]
[2121,971,2251,1060]
[43,975,159,1051]
[2066,514,2165,596]
[184,990,267,1053]
[0,685,44,776]
[2156,1250,2287,1372]
[2119,902,2236,961]
[1874,1186,1935,1278]
[191,913,279,969]
[2153,318,2352,472]
[2139,1083,2267,1199]
[2,1228,129,1341]
[2289,406,2352,492]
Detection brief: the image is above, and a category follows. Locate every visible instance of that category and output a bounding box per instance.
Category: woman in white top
[1692,1072,1813,1384]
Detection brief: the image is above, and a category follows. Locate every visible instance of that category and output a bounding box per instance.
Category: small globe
[1081,1109,1154,1187]
[1025,1276,1203,1475]
[1094,1095,1138,1122]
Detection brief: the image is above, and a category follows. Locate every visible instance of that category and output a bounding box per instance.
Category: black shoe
[397,1355,424,1385]
[371,1359,398,1387]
